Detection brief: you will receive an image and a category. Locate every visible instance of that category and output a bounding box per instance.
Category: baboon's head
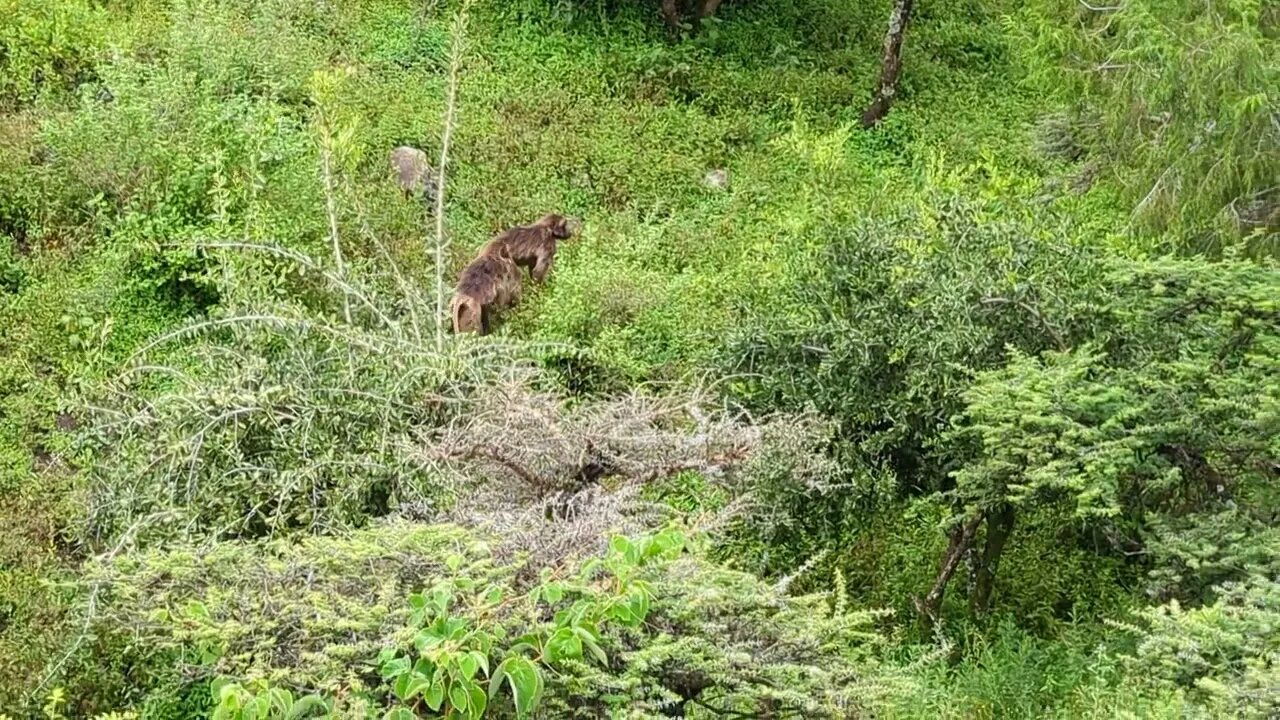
[537,213,582,239]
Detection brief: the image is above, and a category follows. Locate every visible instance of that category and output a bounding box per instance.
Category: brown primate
[450,243,523,335]
[389,146,440,206]
[481,214,582,284]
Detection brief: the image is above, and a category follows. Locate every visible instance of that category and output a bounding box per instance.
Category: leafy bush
[71,524,914,718]
[1012,0,1280,251]
[1144,511,1280,604]
[0,0,109,108]
[727,193,1108,498]
[1116,575,1280,718]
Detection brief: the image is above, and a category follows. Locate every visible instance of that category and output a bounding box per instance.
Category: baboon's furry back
[451,244,522,335]
[482,214,581,283]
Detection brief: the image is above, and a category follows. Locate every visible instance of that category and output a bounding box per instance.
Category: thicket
[1,0,1277,717]
[1014,0,1279,253]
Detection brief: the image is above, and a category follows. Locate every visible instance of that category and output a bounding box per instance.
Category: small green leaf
[488,661,509,702]
[381,655,410,680]
[574,627,608,666]
[627,538,647,565]
[393,672,414,702]
[449,683,470,714]
[382,709,416,720]
[608,536,630,558]
[287,695,331,719]
[459,653,479,680]
[541,582,564,604]
[578,558,601,580]
[469,650,490,678]
[468,682,487,717]
[425,671,445,711]
[507,657,542,717]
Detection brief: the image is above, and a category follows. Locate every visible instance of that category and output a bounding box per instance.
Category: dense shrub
[1117,575,1280,718]
[4,0,1278,716]
[69,523,915,718]
[1012,0,1280,251]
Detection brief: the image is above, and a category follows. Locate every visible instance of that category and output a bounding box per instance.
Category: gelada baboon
[389,146,440,206]
[481,214,582,284]
[451,243,523,335]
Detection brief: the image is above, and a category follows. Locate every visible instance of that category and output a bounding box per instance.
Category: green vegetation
[1,0,1276,717]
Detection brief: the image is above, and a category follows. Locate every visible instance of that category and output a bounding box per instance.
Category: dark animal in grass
[389,146,440,206]
[481,214,582,284]
[451,243,523,335]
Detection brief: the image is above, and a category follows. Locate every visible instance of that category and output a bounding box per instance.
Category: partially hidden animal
[481,214,582,284]
[450,243,523,335]
[389,146,440,206]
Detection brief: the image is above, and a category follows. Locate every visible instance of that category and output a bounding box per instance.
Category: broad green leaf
[469,650,490,678]
[608,536,630,558]
[393,672,414,702]
[425,672,446,711]
[508,640,538,656]
[628,586,651,624]
[405,675,432,701]
[448,683,470,714]
[574,627,608,666]
[218,682,243,704]
[541,582,564,604]
[382,709,416,720]
[459,652,479,680]
[287,696,331,719]
[210,677,230,697]
[381,655,411,680]
[267,688,293,714]
[468,683,487,718]
[415,629,444,654]
[507,657,542,717]
[487,661,509,702]
[413,657,434,677]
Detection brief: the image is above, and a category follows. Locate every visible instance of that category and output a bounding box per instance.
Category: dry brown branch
[412,378,818,572]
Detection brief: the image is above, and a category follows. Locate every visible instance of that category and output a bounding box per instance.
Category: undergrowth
[1,0,1276,716]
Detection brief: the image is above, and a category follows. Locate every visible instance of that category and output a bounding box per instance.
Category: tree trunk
[695,0,724,24]
[970,504,1015,617]
[914,511,983,627]
[862,0,915,128]
[661,0,683,31]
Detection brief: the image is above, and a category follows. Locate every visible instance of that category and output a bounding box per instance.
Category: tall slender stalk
[434,2,472,349]
[319,121,351,325]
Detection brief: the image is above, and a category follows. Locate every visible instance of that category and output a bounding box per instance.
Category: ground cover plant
[1,0,1276,717]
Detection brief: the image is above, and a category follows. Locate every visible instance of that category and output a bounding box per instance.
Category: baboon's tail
[451,294,481,335]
